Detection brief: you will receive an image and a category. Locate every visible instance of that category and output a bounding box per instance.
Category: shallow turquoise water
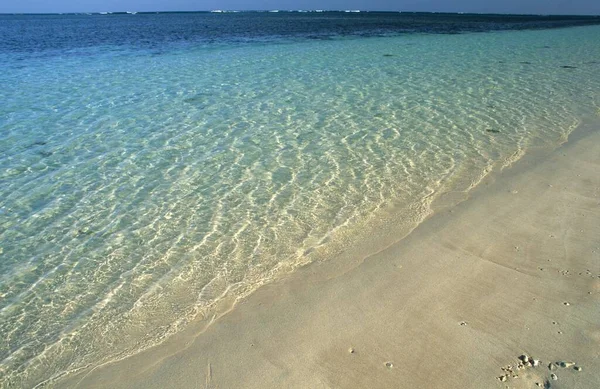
[1,20,600,387]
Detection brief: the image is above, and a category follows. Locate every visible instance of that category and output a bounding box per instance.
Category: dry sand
[62,124,600,389]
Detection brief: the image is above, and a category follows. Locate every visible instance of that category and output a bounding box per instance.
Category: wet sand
[62,123,600,389]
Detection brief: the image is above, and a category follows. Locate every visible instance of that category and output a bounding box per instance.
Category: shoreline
[59,119,600,388]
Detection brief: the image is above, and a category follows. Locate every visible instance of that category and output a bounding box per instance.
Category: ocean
[1,12,600,387]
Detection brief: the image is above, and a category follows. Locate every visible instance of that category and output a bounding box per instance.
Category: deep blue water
[2,12,600,56]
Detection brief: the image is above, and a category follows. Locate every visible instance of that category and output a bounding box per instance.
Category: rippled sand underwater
[1,23,600,386]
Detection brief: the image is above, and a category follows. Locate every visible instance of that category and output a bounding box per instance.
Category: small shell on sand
[559,361,575,368]
[574,366,582,372]
[348,348,355,354]
[563,302,570,306]
[385,362,393,368]
[551,373,558,381]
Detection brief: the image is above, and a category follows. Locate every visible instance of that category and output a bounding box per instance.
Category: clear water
[1,13,600,387]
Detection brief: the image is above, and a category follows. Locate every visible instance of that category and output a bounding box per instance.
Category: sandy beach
[60,121,600,389]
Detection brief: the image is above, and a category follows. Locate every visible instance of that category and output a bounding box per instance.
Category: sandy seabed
[61,123,600,389]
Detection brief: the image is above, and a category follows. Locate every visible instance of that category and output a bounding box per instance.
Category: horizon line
[1,10,600,17]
